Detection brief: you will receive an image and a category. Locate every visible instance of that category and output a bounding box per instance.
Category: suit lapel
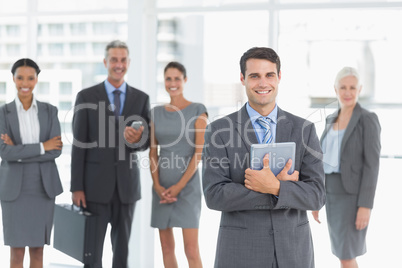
[5,101,22,145]
[96,82,115,125]
[341,103,362,153]
[276,107,292,143]
[235,105,293,149]
[235,105,258,153]
[122,85,135,117]
[320,110,339,144]
[97,82,113,107]
[37,101,48,142]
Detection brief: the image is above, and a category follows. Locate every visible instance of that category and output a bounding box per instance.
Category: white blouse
[15,95,44,154]
[322,126,345,174]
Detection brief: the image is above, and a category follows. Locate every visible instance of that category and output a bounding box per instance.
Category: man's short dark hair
[164,61,187,79]
[240,47,281,77]
[105,40,129,59]
[11,58,41,75]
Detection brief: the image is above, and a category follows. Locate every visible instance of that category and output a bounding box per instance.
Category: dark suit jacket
[202,105,325,268]
[70,82,150,204]
[0,100,63,201]
[320,102,381,208]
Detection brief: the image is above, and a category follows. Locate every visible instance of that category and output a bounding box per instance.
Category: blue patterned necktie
[256,116,273,144]
[113,89,121,119]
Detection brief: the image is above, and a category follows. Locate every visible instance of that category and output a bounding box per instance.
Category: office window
[70,23,86,35]
[203,11,269,108]
[155,11,269,106]
[67,62,98,87]
[278,9,402,106]
[37,0,127,11]
[93,42,107,56]
[37,82,50,94]
[157,0,268,8]
[117,22,127,35]
[280,0,402,3]
[49,23,64,36]
[94,62,107,76]
[60,122,72,134]
[0,0,27,12]
[59,101,72,111]
[37,24,43,36]
[59,82,72,95]
[158,19,176,34]
[49,43,64,56]
[158,41,177,56]
[70,43,86,56]
[6,44,20,56]
[0,82,6,94]
[37,44,43,56]
[93,22,117,35]
[6,25,20,37]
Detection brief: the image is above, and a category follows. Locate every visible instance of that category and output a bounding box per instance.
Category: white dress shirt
[15,95,44,155]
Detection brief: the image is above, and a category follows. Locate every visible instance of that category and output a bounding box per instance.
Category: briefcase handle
[71,203,93,216]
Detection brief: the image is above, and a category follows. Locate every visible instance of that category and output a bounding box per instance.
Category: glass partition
[278,9,402,106]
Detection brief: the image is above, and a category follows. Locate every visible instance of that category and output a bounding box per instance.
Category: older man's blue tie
[256,117,273,144]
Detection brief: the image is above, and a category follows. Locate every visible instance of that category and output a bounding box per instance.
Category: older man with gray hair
[71,40,150,268]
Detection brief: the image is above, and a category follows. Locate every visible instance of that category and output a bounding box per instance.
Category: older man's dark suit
[71,82,150,267]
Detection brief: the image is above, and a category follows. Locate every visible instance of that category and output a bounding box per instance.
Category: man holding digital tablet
[202,47,325,268]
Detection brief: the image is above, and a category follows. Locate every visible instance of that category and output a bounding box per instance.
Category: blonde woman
[313,67,381,268]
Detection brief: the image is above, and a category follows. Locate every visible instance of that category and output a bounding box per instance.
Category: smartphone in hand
[131,121,143,130]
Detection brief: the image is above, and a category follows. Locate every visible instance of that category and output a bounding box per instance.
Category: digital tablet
[250,142,296,176]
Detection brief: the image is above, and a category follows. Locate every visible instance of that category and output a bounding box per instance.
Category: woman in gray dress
[0,58,63,268]
[149,62,207,268]
[312,67,381,268]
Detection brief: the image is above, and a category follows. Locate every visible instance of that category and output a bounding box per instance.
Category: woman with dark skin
[0,58,63,268]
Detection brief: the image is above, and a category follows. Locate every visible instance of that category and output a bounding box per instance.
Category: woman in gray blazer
[312,67,381,268]
[0,59,63,268]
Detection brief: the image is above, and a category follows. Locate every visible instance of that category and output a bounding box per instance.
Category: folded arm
[0,105,62,162]
[273,123,326,211]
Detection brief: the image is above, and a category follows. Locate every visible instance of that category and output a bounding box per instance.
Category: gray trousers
[272,254,279,268]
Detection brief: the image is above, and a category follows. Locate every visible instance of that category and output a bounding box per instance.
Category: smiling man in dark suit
[70,40,150,268]
[202,47,326,268]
